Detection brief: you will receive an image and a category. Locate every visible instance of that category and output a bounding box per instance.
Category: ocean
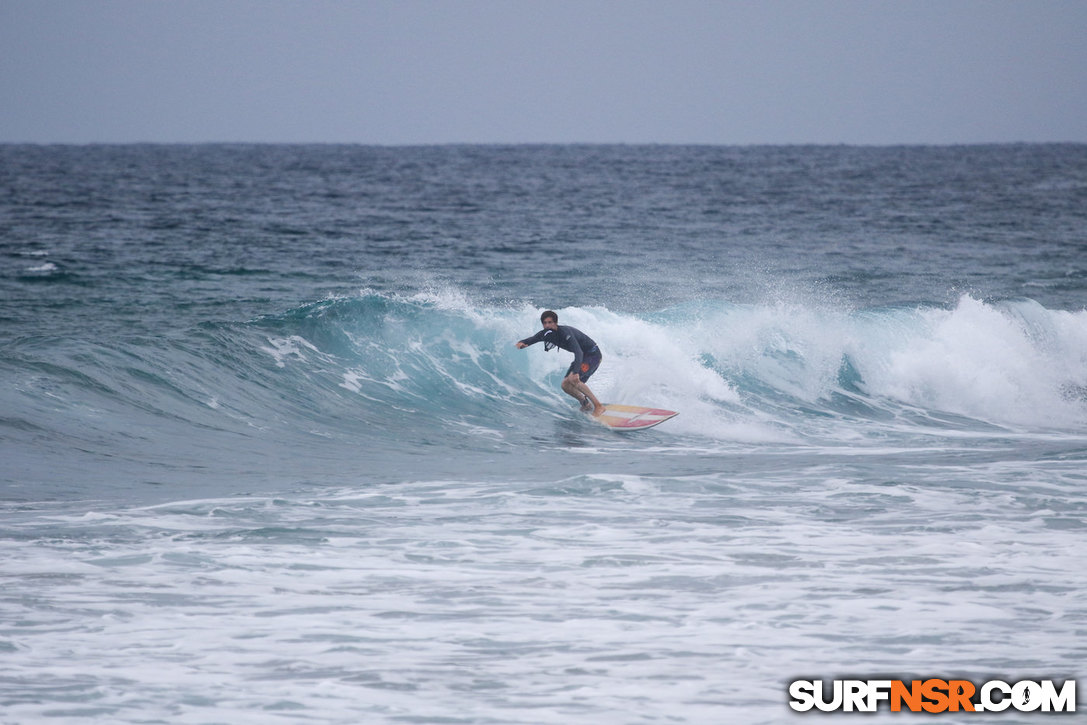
[1,144,1085,723]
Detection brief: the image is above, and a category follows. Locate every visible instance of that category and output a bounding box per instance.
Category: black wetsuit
[518,325,603,381]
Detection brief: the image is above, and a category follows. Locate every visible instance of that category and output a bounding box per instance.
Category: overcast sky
[2,0,1085,145]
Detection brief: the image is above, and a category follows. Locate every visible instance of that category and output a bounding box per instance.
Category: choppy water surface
[2,144,1086,722]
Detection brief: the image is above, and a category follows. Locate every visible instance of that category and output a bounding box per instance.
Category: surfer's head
[541,310,558,329]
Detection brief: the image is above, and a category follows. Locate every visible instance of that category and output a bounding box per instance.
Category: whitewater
[2,144,1086,723]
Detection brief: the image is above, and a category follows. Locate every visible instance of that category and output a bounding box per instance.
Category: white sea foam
[261,335,321,368]
[502,294,1087,445]
[2,465,1083,723]
[853,296,1087,428]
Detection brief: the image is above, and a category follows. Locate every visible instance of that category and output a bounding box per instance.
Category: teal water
[2,144,1085,722]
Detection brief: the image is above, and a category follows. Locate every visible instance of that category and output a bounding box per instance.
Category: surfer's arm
[515,330,546,349]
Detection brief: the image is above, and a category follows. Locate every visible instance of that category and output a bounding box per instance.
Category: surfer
[515,310,606,416]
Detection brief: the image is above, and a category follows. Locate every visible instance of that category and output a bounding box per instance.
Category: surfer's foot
[592,405,606,417]
[579,397,593,412]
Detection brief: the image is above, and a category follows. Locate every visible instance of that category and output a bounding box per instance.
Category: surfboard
[590,404,678,431]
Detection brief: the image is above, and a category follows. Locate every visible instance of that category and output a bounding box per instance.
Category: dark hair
[540,310,558,324]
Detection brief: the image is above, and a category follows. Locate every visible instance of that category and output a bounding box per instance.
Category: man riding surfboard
[515,310,606,416]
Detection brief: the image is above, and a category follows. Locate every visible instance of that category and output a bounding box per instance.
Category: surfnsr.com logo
[788,678,1077,713]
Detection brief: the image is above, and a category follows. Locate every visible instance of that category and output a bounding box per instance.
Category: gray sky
[2,0,1085,145]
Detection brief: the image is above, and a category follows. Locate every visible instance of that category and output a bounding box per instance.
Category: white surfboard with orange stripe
[592,404,678,431]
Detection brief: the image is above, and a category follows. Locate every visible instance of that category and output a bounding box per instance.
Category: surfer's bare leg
[560,374,581,402]
[563,373,605,416]
[581,383,605,416]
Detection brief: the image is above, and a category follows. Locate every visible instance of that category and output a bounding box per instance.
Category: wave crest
[250,291,1087,439]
